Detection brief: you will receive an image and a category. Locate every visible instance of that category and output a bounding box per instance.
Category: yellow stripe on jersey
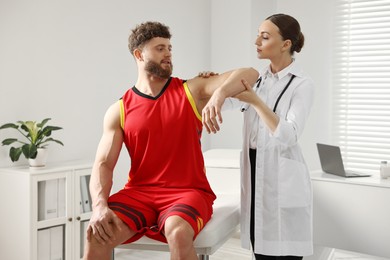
[197,217,204,232]
[183,82,202,121]
[119,99,125,130]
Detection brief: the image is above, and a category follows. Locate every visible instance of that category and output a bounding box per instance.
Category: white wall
[0,0,332,179]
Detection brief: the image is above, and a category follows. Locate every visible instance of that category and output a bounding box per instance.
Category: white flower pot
[29,148,48,168]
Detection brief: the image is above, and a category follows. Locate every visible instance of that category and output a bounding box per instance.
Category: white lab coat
[224,61,314,256]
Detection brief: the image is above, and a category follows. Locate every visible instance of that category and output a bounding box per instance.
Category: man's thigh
[108,189,158,243]
[108,188,215,243]
[155,189,214,239]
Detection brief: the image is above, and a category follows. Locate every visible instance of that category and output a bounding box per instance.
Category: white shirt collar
[259,59,303,81]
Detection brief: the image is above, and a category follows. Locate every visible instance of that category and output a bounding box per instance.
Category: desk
[311,170,390,258]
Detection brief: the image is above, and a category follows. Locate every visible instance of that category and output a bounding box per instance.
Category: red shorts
[108,187,215,244]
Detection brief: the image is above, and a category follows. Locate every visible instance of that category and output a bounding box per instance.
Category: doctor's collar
[263,58,296,80]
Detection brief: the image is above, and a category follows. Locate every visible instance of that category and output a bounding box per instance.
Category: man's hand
[196,68,259,133]
[202,88,225,134]
[87,205,122,245]
[196,70,223,133]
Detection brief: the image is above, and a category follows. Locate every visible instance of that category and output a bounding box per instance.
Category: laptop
[316,143,371,177]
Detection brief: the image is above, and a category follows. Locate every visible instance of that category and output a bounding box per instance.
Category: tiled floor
[114,231,388,260]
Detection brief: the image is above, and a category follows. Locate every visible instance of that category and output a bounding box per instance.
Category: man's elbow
[246,67,260,85]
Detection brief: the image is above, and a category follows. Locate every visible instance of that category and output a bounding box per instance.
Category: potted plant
[0,118,64,166]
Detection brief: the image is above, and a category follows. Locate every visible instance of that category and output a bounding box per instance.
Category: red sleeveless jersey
[120,77,215,197]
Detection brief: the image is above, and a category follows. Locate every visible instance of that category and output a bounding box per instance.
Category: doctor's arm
[236,79,280,133]
[274,81,315,145]
[237,78,314,145]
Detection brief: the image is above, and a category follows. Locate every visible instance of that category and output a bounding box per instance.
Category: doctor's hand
[87,205,122,245]
[198,71,219,78]
[234,79,259,105]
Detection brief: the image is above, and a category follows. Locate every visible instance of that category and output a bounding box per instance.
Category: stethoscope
[240,74,296,113]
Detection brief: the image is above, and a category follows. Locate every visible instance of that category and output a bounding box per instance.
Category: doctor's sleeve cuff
[271,119,298,145]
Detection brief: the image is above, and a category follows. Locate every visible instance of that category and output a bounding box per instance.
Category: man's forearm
[218,67,259,99]
[90,162,114,209]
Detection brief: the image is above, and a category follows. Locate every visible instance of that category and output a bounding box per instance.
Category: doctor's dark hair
[128,21,171,55]
[266,14,304,55]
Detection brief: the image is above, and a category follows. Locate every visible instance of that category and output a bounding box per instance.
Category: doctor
[202,14,314,259]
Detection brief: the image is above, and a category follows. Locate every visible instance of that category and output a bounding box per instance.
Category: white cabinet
[311,170,390,259]
[0,161,93,260]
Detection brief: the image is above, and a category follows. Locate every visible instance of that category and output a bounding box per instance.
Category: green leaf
[10,147,23,162]
[37,118,51,128]
[39,126,62,139]
[21,121,39,144]
[2,138,18,146]
[0,123,19,130]
[22,143,38,159]
[41,138,64,146]
[52,139,64,146]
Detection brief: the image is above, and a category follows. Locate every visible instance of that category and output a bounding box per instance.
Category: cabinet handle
[76,216,81,221]
[68,217,73,222]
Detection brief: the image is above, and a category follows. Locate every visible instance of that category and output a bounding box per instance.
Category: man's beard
[145,60,173,79]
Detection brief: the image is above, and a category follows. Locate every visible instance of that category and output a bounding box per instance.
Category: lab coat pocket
[279,157,310,208]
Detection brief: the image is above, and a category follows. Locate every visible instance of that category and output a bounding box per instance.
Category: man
[83,21,258,260]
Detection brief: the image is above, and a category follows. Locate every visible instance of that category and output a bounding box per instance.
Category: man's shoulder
[169,76,186,84]
[182,76,204,90]
[121,86,137,101]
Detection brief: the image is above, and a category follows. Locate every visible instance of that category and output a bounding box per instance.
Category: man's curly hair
[128,21,171,55]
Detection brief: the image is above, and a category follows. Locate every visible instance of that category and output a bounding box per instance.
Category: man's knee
[83,235,114,260]
[83,221,135,260]
[164,216,195,243]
